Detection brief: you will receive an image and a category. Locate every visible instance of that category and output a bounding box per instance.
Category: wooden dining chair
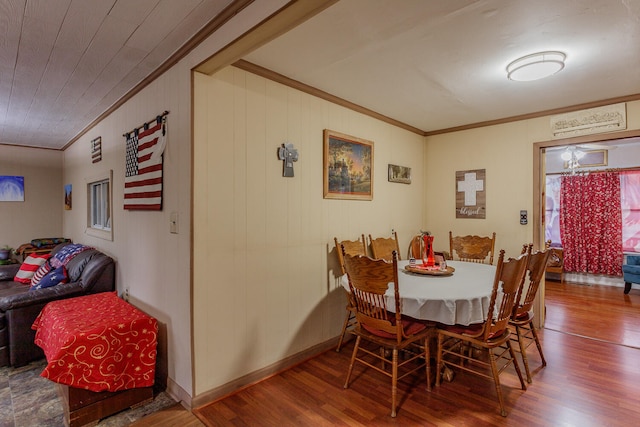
[369,231,401,261]
[449,231,496,264]
[408,234,450,262]
[334,236,367,352]
[510,244,551,383]
[342,250,434,418]
[435,249,529,417]
[408,234,422,259]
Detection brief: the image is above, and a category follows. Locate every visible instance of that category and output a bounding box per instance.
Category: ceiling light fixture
[561,146,585,173]
[507,51,566,81]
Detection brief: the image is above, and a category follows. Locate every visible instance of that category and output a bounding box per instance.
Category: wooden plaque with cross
[455,169,486,219]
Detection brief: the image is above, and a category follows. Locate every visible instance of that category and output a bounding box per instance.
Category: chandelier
[561,146,585,173]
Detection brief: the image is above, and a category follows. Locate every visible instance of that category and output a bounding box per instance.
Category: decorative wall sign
[91,137,102,163]
[323,129,373,200]
[564,149,608,169]
[0,176,24,202]
[388,164,411,184]
[456,169,486,219]
[64,184,72,210]
[551,103,626,139]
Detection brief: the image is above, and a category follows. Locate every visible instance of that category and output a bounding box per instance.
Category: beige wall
[58,0,290,403]
[192,67,425,396]
[0,146,63,250]
[424,100,640,258]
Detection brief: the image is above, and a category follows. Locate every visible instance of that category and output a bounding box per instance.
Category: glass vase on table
[422,233,436,268]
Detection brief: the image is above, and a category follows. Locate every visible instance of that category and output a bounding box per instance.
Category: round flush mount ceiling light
[506,51,566,81]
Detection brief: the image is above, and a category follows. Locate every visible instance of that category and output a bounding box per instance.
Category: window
[86,170,113,241]
[545,170,640,252]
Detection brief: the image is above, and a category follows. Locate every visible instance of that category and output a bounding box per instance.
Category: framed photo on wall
[64,184,72,210]
[388,164,411,184]
[323,129,374,200]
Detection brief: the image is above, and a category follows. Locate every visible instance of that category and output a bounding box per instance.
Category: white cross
[457,172,483,206]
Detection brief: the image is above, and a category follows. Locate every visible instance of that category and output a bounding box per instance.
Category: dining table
[341,259,497,326]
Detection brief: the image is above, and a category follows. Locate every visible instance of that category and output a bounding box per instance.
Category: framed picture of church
[323,129,374,200]
[455,169,486,219]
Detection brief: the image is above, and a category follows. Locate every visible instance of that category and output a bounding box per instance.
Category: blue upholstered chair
[623,255,640,294]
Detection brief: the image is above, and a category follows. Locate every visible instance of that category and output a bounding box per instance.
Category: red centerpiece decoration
[422,233,435,267]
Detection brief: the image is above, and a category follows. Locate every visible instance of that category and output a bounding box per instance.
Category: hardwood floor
[130,403,204,426]
[545,280,640,347]
[189,279,640,426]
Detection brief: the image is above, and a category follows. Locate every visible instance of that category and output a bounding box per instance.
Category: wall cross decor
[456,169,486,219]
[278,143,299,177]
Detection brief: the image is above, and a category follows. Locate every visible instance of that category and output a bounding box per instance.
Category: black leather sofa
[0,243,115,367]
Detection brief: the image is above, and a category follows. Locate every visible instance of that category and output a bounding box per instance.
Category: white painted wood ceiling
[1,0,639,150]
[0,0,233,149]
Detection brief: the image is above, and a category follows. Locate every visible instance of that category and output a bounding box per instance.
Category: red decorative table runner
[32,292,157,392]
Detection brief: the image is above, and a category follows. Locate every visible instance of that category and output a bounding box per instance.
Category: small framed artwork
[388,164,411,184]
[323,129,374,200]
[64,184,72,210]
[0,176,24,202]
[91,137,102,163]
[564,149,608,169]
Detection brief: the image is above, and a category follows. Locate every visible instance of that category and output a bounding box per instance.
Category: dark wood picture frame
[388,164,411,184]
[323,129,374,200]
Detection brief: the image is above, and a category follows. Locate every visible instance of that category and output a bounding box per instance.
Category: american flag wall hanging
[123,112,168,210]
[91,137,102,163]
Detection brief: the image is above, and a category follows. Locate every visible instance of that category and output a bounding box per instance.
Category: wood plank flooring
[130,403,204,426]
[190,280,640,426]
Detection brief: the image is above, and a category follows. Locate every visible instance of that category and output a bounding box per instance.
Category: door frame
[533,129,640,326]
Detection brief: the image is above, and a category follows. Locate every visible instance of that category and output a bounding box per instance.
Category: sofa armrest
[0,264,20,282]
[626,254,640,266]
[0,282,85,312]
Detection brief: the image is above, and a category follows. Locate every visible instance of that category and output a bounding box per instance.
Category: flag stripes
[124,117,166,210]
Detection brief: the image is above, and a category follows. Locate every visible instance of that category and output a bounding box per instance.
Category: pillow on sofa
[14,254,50,284]
[30,266,68,290]
[50,243,93,269]
[30,260,53,287]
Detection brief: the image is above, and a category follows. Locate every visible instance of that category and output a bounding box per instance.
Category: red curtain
[559,171,623,276]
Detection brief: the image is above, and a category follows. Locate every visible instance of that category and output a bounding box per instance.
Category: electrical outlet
[520,210,528,225]
[124,287,129,302]
[170,211,178,234]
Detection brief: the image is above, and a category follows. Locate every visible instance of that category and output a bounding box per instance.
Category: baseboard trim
[166,377,192,410]
[191,337,340,409]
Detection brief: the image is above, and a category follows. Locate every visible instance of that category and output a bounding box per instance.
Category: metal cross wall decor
[278,143,299,177]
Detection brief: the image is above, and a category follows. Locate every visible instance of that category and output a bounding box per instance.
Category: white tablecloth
[341,260,496,325]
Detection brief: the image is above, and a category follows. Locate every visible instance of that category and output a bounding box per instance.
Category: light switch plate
[520,210,527,225]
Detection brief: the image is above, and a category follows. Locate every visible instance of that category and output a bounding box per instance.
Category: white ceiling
[1,0,639,150]
[0,0,234,150]
[244,0,640,134]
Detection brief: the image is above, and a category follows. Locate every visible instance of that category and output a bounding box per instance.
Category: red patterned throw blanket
[32,292,157,392]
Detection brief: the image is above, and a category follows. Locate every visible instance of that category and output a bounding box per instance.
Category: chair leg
[435,334,443,387]
[390,348,398,417]
[425,334,432,391]
[529,321,547,368]
[515,325,532,383]
[487,348,507,417]
[336,307,355,352]
[508,341,527,391]
[625,282,632,294]
[344,335,361,389]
